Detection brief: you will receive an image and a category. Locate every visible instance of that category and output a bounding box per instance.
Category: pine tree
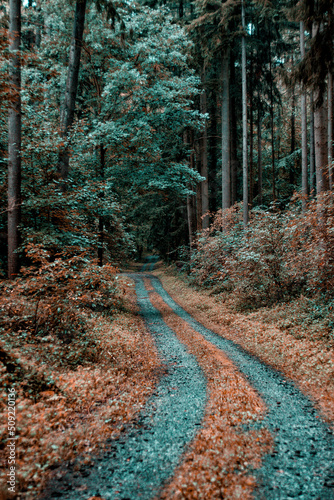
[8,0,21,279]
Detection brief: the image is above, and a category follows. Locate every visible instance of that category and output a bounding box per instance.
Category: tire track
[149,274,334,499]
[40,273,207,500]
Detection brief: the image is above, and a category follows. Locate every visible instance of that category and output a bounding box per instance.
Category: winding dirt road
[40,259,334,499]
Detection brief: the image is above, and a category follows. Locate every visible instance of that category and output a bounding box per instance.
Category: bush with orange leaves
[0,244,122,373]
[188,194,334,315]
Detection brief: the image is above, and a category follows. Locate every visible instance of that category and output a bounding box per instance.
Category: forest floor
[1,258,334,499]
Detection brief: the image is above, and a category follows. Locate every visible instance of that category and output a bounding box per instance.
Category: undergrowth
[0,248,159,499]
[178,194,334,344]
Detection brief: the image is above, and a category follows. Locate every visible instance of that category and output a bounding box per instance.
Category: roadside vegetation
[0,261,159,499]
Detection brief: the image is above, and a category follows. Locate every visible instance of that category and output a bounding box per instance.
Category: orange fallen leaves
[146,280,272,499]
[154,268,334,429]
[0,278,160,498]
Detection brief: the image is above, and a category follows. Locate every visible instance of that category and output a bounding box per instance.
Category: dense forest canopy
[0,0,333,280]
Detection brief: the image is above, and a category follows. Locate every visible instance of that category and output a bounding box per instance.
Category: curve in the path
[40,275,207,500]
[149,275,334,500]
[140,255,159,272]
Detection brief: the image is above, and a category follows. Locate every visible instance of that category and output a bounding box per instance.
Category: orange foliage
[155,268,334,428]
[145,280,272,499]
[0,277,160,498]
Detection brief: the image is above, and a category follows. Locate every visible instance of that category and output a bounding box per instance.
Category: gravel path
[40,273,207,500]
[150,275,334,499]
[40,263,334,500]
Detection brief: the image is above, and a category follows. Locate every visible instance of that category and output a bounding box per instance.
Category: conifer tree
[8,0,21,279]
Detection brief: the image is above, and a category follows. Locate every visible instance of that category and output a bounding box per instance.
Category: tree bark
[241,0,248,227]
[312,22,328,194]
[269,46,276,202]
[58,0,87,184]
[257,102,263,205]
[230,55,238,205]
[200,71,209,229]
[8,0,21,279]
[300,22,308,209]
[221,48,230,212]
[209,90,218,214]
[328,70,333,190]
[310,91,316,195]
[98,144,105,266]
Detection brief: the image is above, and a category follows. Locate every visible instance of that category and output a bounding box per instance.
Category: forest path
[147,274,334,499]
[39,261,334,500]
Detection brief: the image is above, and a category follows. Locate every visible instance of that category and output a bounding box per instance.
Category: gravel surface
[39,273,206,500]
[40,262,334,500]
[150,275,334,499]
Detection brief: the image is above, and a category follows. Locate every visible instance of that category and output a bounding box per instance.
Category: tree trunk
[209,90,218,214]
[98,144,105,266]
[221,48,230,212]
[257,102,263,205]
[195,141,202,232]
[312,22,328,194]
[200,71,209,229]
[269,47,276,202]
[328,70,333,190]
[310,91,316,195]
[58,0,87,184]
[241,0,248,227]
[8,0,21,279]
[230,55,238,205]
[300,22,308,209]
[249,92,254,208]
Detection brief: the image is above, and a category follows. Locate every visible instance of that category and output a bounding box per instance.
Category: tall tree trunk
[58,0,87,184]
[185,130,196,248]
[98,144,105,266]
[209,90,218,214]
[312,22,328,194]
[200,71,209,229]
[8,0,21,279]
[241,0,248,227]
[35,0,42,48]
[300,22,308,209]
[195,141,202,232]
[269,46,276,202]
[328,70,333,190]
[249,92,254,208]
[179,0,184,19]
[230,55,238,205]
[310,91,316,195]
[257,101,263,205]
[221,48,231,212]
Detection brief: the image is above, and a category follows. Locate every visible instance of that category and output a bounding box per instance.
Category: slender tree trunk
[179,0,184,19]
[221,48,231,212]
[8,0,21,279]
[209,90,218,214]
[200,71,209,229]
[328,70,333,190]
[185,130,196,248]
[310,91,316,195]
[35,0,42,48]
[257,102,263,205]
[300,22,308,209]
[268,46,276,202]
[58,0,87,184]
[98,144,105,266]
[186,196,193,247]
[195,141,202,232]
[312,22,328,194]
[249,92,254,208]
[230,55,238,205]
[241,0,248,227]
